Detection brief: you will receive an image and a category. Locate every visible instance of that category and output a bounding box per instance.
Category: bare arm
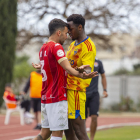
[60,59,98,79]
[76,66,91,74]
[32,60,98,79]
[101,73,108,98]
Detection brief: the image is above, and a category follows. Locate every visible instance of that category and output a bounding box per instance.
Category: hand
[20,91,25,95]
[79,71,98,79]
[32,63,41,69]
[102,91,108,98]
[75,65,91,73]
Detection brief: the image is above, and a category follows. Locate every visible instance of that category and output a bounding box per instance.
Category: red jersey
[39,41,67,104]
[3,90,17,108]
[3,90,16,101]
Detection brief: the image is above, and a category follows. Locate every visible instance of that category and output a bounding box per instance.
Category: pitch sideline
[14,122,140,140]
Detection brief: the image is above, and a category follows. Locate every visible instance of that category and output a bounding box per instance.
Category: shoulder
[83,37,96,52]
[70,41,75,46]
[69,41,75,49]
[54,43,65,54]
[88,37,96,45]
[43,42,61,49]
[3,91,8,96]
[53,43,63,50]
[39,44,46,54]
[48,42,65,56]
[94,58,102,67]
[95,58,101,63]
[54,43,61,47]
[30,72,35,78]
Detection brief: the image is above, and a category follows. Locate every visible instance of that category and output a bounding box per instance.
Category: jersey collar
[74,36,89,46]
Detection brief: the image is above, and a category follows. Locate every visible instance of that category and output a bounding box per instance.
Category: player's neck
[48,36,58,43]
[76,32,87,43]
[47,40,56,43]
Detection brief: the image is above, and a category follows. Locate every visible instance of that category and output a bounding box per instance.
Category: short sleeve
[52,43,67,64]
[82,51,95,70]
[81,40,96,71]
[98,60,105,74]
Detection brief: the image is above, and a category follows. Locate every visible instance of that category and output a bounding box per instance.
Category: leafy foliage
[110,96,137,112]
[113,67,140,75]
[17,0,140,50]
[113,68,131,75]
[13,56,34,79]
[133,63,140,70]
[0,0,17,106]
[13,56,34,93]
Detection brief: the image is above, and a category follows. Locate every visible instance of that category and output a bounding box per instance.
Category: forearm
[65,65,81,78]
[60,59,98,79]
[23,76,30,93]
[101,74,107,90]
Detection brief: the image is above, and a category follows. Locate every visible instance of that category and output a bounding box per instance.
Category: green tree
[0,0,17,106]
[13,56,35,93]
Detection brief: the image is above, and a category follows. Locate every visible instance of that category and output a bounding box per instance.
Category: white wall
[101,57,140,75]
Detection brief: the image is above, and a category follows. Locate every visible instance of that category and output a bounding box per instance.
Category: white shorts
[41,101,68,131]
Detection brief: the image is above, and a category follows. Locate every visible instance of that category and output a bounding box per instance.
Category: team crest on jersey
[74,48,78,55]
[57,49,64,57]
[42,95,46,100]
[69,112,73,116]
[94,62,98,67]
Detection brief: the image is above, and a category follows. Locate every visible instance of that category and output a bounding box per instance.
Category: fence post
[120,75,127,98]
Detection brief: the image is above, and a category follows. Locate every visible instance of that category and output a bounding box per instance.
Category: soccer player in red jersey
[32,19,98,140]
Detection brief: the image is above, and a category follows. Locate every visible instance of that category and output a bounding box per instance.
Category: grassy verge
[47,126,140,140]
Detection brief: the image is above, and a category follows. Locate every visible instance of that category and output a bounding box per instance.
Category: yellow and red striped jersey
[66,37,96,91]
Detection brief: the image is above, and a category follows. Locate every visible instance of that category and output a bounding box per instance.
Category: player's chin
[72,38,75,41]
[60,41,64,45]
[70,36,75,41]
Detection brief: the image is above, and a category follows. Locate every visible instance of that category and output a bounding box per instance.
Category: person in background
[86,58,108,140]
[3,83,32,124]
[21,69,42,130]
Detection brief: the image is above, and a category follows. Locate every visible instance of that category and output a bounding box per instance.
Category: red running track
[0,114,140,140]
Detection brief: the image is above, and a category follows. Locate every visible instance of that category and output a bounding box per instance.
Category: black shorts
[31,98,41,112]
[85,92,100,118]
[20,99,31,112]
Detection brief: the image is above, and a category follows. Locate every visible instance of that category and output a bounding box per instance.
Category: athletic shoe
[24,112,34,119]
[24,118,33,124]
[34,125,41,130]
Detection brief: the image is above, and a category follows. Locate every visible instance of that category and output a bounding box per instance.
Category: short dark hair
[49,18,68,36]
[67,14,85,28]
[5,83,11,88]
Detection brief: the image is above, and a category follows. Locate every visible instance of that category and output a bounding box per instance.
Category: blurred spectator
[3,83,33,124]
[86,58,108,140]
[21,70,42,130]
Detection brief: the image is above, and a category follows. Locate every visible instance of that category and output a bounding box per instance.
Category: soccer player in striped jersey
[64,14,96,140]
[32,18,98,140]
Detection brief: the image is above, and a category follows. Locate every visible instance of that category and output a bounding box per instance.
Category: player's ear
[57,30,61,36]
[78,24,82,31]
